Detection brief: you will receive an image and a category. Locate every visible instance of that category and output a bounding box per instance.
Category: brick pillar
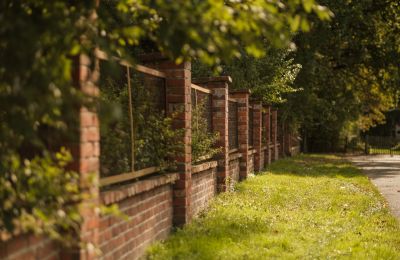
[283,125,290,156]
[252,102,263,172]
[141,55,192,226]
[230,90,250,180]
[264,106,271,165]
[279,121,287,157]
[68,54,100,260]
[193,76,231,192]
[271,109,278,161]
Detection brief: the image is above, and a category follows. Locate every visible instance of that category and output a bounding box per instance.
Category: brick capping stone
[248,149,257,155]
[229,152,242,161]
[101,173,179,205]
[192,160,218,174]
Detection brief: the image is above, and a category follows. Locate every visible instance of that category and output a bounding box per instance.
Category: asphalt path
[349,155,400,220]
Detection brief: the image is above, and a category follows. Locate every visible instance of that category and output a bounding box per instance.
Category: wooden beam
[191,84,212,94]
[95,49,166,78]
[100,166,160,187]
[136,64,166,78]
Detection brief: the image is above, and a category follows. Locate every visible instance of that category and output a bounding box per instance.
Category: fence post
[66,54,101,260]
[140,54,193,226]
[193,76,231,192]
[252,102,263,172]
[265,106,271,165]
[230,90,250,180]
[271,109,278,161]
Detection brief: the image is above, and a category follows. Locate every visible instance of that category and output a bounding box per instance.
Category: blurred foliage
[0,148,82,246]
[98,0,333,69]
[282,0,400,152]
[193,48,302,104]
[0,0,95,244]
[192,100,220,163]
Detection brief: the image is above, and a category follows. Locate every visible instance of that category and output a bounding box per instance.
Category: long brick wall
[0,235,59,260]
[191,161,218,216]
[248,150,255,175]
[0,55,299,259]
[260,149,265,171]
[99,174,178,260]
[228,152,241,190]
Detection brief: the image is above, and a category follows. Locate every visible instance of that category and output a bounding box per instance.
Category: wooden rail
[100,166,160,187]
[95,49,166,78]
[191,83,212,94]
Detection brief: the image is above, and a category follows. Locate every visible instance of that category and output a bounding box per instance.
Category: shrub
[0,148,82,246]
[192,100,220,163]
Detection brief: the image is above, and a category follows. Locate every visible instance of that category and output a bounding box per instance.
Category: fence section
[366,135,400,155]
[2,53,301,260]
[228,99,239,150]
[191,84,212,132]
[248,106,254,147]
[98,55,169,187]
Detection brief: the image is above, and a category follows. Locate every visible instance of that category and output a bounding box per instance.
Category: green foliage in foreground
[0,149,81,245]
[146,154,400,259]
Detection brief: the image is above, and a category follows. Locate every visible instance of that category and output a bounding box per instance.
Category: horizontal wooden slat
[229,148,239,153]
[136,64,166,78]
[95,49,166,78]
[100,166,160,187]
[191,84,212,94]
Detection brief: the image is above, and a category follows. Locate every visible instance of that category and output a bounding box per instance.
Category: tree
[284,0,400,152]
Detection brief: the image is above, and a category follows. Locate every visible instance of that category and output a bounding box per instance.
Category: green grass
[146,154,400,259]
[369,148,400,155]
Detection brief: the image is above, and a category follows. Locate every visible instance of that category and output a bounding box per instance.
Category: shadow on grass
[266,154,363,179]
[147,198,292,259]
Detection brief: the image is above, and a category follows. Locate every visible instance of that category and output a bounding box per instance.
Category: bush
[192,100,220,163]
[0,148,82,245]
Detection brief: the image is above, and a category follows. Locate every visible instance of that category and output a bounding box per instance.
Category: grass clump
[145,154,400,259]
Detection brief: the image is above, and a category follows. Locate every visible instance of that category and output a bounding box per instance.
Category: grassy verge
[146,154,400,259]
[369,148,400,155]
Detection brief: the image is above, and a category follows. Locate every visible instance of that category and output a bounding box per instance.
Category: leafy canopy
[283,0,400,152]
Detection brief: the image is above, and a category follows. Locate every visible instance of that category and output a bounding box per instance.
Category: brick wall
[248,150,255,174]
[193,77,231,192]
[271,109,279,161]
[228,152,241,190]
[230,90,250,180]
[141,55,193,226]
[99,174,178,260]
[191,161,218,216]
[1,53,292,259]
[260,149,265,171]
[0,235,59,260]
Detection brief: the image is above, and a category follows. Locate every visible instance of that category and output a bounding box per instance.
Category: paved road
[349,155,400,220]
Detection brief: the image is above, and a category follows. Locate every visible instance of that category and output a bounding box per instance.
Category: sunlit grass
[146,154,400,259]
[369,148,400,155]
